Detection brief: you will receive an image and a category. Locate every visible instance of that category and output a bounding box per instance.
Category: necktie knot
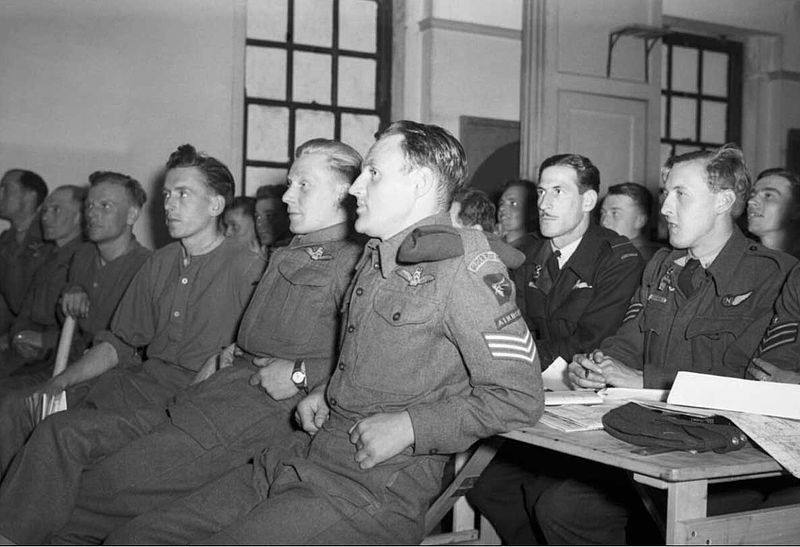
[546,249,561,282]
[678,258,701,297]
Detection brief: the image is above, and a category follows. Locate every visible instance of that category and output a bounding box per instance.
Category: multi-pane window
[243,0,392,194]
[660,32,743,166]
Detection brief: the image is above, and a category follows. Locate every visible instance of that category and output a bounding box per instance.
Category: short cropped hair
[296,138,362,184]
[4,169,48,206]
[376,120,468,207]
[662,144,750,218]
[88,171,147,208]
[255,183,287,201]
[606,182,652,220]
[538,154,600,194]
[453,189,496,232]
[228,196,256,218]
[756,168,800,219]
[53,184,88,206]
[166,144,235,208]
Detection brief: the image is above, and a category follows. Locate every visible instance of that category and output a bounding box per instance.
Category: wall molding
[418,17,521,40]
[767,70,800,82]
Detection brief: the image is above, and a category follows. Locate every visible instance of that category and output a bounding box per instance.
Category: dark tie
[678,258,701,297]
[546,249,561,283]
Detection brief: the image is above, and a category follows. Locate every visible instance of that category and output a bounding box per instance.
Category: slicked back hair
[89,171,147,208]
[255,183,287,201]
[538,154,600,194]
[3,169,48,206]
[606,182,653,221]
[228,196,256,219]
[166,144,235,208]
[295,138,362,185]
[662,144,750,219]
[376,120,468,208]
[453,188,496,232]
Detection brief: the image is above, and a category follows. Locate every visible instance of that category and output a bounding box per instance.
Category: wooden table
[502,424,800,544]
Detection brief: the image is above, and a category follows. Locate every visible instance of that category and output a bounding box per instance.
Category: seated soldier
[449,188,496,231]
[532,144,798,545]
[600,181,663,260]
[0,144,265,476]
[747,168,800,258]
[0,139,365,544]
[497,178,539,251]
[0,169,49,336]
[101,120,543,545]
[0,171,152,394]
[223,195,260,254]
[254,183,291,259]
[467,154,645,544]
[1,185,85,376]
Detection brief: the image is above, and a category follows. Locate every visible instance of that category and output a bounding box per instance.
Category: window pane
[295,109,335,150]
[701,101,727,144]
[341,113,379,157]
[339,0,377,53]
[245,168,288,196]
[672,46,698,93]
[670,97,696,142]
[247,105,290,162]
[661,95,667,139]
[246,47,286,99]
[338,57,376,109]
[247,0,287,41]
[661,45,669,88]
[294,52,331,104]
[702,51,728,97]
[294,0,332,47]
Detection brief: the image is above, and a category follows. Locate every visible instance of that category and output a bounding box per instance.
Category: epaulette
[396,225,464,264]
[608,235,641,261]
[484,232,525,269]
[743,240,798,271]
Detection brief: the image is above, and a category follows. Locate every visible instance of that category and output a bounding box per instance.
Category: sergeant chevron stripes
[623,302,643,323]
[483,329,537,364]
[757,321,799,355]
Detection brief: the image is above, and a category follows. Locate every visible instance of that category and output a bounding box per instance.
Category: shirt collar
[374,213,451,278]
[551,236,582,267]
[289,222,350,249]
[673,227,748,296]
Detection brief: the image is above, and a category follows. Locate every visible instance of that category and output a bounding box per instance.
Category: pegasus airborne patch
[484,273,512,305]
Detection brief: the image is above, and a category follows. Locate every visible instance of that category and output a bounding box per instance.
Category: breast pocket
[271,260,333,346]
[352,290,440,396]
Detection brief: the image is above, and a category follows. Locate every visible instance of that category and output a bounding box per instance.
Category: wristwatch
[291,359,308,393]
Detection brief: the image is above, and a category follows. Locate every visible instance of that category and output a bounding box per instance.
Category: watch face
[291,370,305,383]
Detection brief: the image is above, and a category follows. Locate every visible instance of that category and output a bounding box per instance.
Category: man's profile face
[162,167,220,240]
[748,175,794,238]
[223,207,257,247]
[660,160,718,250]
[600,194,644,240]
[349,134,418,240]
[254,197,287,246]
[498,185,527,234]
[85,181,135,244]
[0,173,25,221]
[537,165,590,241]
[41,188,81,243]
[283,152,348,235]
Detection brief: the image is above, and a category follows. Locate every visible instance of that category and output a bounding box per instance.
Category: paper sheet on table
[545,390,603,406]
[539,403,620,432]
[714,411,800,479]
[667,371,800,420]
[542,356,571,391]
[599,388,669,402]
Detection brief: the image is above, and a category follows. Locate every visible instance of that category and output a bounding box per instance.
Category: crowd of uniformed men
[0,121,798,545]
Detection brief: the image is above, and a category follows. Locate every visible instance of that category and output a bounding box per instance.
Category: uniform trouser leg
[465,442,541,545]
[0,405,167,544]
[0,386,40,475]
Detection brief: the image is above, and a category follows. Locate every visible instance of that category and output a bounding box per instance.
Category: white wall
[0,0,244,248]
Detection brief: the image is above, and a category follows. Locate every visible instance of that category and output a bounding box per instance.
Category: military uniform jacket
[514,223,644,368]
[753,262,800,373]
[0,221,52,320]
[602,228,797,389]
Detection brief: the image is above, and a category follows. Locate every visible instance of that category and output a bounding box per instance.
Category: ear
[209,195,226,217]
[715,189,736,215]
[581,189,598,213]
[413,166,437,199]
[633,212,647,231]
[126,205,141,226]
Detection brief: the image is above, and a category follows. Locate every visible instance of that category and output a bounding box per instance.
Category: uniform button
[329,397,337,406]
[392,312,401,321]
[92,282,99,288]
[181,277,189,285]
[373,263,380,269]
[347,325,355,333]
[173,311,181,318]
[355,288,364,296]
[338,362,346,371]
[430,448,439,455]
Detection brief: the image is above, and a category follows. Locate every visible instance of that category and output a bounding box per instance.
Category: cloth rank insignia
[572,280,592,290]
[657,265,675,292]
[623,302,644,323]
[468,251,501,273]
[484,273,513,305]
[483,329,536,365]
[305,246,332,261]
[721,291,752,307]
[396,265,435,286]
[757,321,799,356]
[528,264,543,288]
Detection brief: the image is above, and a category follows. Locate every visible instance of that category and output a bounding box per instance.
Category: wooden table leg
[665,479,708,544]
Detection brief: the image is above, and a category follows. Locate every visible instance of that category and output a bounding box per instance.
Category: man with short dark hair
[450,188,496,231]
[601,181,662,260]
[747,168,800,258]
[1,185,86,375]
[467,154,645,545]
[254,183,291,257]
[0,145,265,476]
[0,169,50,336]
[104,121,543,545]
[223,196,260,253]
[497,178,538,250]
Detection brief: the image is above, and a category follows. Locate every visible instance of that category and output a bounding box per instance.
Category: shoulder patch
[468,251,501,273]
[494,307,522,330]
[483,273,513,305]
